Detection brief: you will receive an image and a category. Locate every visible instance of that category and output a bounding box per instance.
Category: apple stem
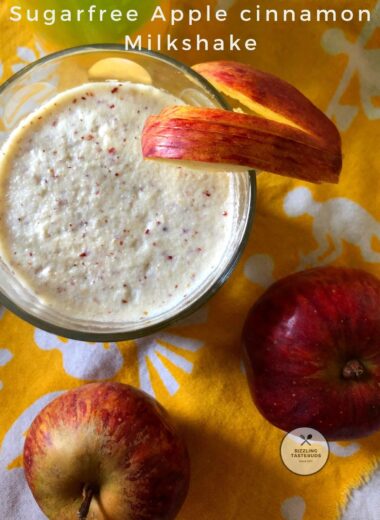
[77,484,94,520]
[342,359,366,380]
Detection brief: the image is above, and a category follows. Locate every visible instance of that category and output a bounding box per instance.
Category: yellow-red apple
[23,382,189,519]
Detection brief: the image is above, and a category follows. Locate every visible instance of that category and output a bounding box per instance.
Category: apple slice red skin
[243,266,380,441]
[142,107,342,184]
[142,62,342,184]
[192,61,341,153]
[23,382,190,520]
[143,121,341,183]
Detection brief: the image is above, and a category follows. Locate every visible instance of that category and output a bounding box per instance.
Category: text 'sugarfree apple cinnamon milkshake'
[0,81,235,322]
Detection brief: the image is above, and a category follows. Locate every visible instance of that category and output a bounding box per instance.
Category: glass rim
[0,44,256,342]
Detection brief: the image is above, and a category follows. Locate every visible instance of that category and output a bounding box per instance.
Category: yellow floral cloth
[1,1,380,519]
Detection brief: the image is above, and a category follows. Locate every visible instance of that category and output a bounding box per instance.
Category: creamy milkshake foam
[0,82,235,322]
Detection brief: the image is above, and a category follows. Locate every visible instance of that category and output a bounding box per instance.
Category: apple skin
[142,61,342,185]
[192,61,341,154]
[142,106,341,184]
[23,382,190,520]
[243,266,380,440]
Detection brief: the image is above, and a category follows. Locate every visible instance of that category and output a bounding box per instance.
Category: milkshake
[0,81,235,323]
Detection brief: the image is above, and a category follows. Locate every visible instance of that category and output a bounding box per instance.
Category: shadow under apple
[175,412,306,520]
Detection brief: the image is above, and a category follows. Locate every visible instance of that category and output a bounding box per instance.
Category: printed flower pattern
[322,0,380,130]
[34,329,124,381]
[136,332,203,397]
[0,349,13,391]
[0,39,58,143]
[11,42,46,74]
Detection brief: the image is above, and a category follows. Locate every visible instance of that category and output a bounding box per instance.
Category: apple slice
[142,61,342,184]
[142,105,341,183]
[192,61,340,150]
[89,58,152,84]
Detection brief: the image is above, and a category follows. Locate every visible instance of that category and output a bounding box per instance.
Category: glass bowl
[0,45,255,341]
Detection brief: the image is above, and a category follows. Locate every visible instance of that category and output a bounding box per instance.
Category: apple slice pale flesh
[89,58,152,84]
[142,61,342,184]
[192,61,340,147]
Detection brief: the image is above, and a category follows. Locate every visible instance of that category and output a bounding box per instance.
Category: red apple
[243,266,380,440]
[23,382,190,519]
